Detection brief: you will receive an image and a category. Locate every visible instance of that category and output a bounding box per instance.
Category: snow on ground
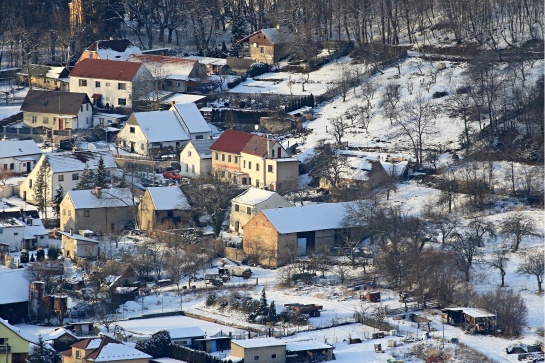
[0,105,21,120]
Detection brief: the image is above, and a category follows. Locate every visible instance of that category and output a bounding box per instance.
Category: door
[234,221,239,232]
[26,162,31,172]
[130,142,135,153]
[297,238,306,256]
[210,340,217,352]
[59,119,64,130]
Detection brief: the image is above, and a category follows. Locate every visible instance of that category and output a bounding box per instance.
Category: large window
[43,116,49,124]
[72,173,79,180]
[78,79,87,87]
[118,83,126,90]
[130,126,135,133]
[58,175,64,182]
[95,81,100,87]
[118,98,127,106]
[234,204,239,212]
[268,165,273,173]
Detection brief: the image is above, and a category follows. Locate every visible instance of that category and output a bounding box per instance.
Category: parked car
[163,167,181,180]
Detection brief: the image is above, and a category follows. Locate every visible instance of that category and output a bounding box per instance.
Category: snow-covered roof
[67,188,133,209]
[58,231,100,243]
[167,327,205,339]
[133,111,189,143]
[150,358,188,363]
[23,218,48,239]
[233,337,286,349]
[171,103,211,134]
[260,28,292,44]
[462,308,496,318]
[147,186,191,211]
[0,267,30,304]
[184,56,227,66]
[0,317,38,343]
[165,94,207,105]
[0,139,41,159]
[261,202,353,234]
[285,340,332,352]
[45,66,68,79]
[89,39,142,61]
[47,328,77,340]
[381,160,408,177]
[46,151,116,173]
[232,187,286,206]
[128,54,196,80]
[93,342,152,362]
[187,139,214,158]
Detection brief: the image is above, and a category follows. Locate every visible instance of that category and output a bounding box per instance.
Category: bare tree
[501,213,537,252]
[487,247,510,287]
[516,251,544,293]
[449,232,482,282]
[393,94,436,167]
[307,140,349,189]
[328,116,350,147]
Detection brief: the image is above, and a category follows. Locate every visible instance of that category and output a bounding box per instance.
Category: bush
[227,78,241,89]
[247,62,270,77]
[206,292,217,306]
[473,287,527,337]
[47,246,61,260]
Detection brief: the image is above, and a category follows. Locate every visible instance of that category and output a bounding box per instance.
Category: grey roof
[19,65,69,79]
[59,231,99,243]
[46,151,116,173]
[189,139,214,158]
[21,90,91,115]
[66,188,133,209]
[260,28,293,44]
[0,140,41,159]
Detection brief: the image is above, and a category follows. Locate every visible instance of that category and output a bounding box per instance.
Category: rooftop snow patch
[147,186,191,211]
[232,187,280,206]
[0,267,30,304]
[46,151,116,173]
[67,188,133,209]
[93,342,152,362]
[0,139,41,158]
[133,111,189,142]
[232,337,286,348]
[172,103,211,134]
[261,202,353,234]
[167,327,205,339]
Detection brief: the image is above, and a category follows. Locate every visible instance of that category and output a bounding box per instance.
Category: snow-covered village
[0,1,543,363]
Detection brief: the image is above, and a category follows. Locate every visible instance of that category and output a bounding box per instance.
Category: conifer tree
[76,164,95,190]
[33,157,51,221]
[52,186,64,219]
[268,301,278,323]
[95,156,107,188]
[257,287,268,317]
[27,335,58,363]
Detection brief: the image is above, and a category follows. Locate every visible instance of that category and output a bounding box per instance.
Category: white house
[18,151,117,204]
[69,58,153,109]
[229,187,293,232]
[20,90,93,130]
[0,139,41,174]
[117,104,211,156]
[179,139,214,178]
[170,103,211,141]
[0,218,25,251]
[0,216,48,251]
[116,111,189,156]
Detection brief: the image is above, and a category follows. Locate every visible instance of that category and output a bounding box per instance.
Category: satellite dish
[253,42,258,48]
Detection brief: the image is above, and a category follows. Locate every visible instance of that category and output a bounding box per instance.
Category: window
[78,79,87,87]
[86,104,89,111]
[195,135,204,139]
[248,161,252,169]
[86,117,90,124]
[256,179,260,187]
[99,118,105,126]
[72,173,79,180]
[243,160,246,168]
[191,165,195,173]
[268,165,273,173]
[118,98,127,106]
[176,82,181,88]
[215,152,218,160]
[95,81,101,87]
[84,211,89,217]
[63,209,66,216]
[43,116,49,124]
[260,47,264,54]
[221,171,225,178]
[130,127,135,133]
[68,210,71,217]
[9,163,14,170]
[106,82,110,87]
[234,204,239,212]
[272,149,275,157]
[2,164,5,170]
[234,156,238,164]
[58,175,64,182]
[118,83,126,90]
[29,179,32,188]
[76,351,81,359]
[221,154,225,162]
[66,120,71,127]
[140,143,145,150]
[111,223,115,231]
[246,207,251,215]
[256,164,259,171]
[254,356,259,361]
[272,354,277,359]
[31,116,37,123]
[188,151,192,157]
[0,228,3,234]
[228,155,231,163]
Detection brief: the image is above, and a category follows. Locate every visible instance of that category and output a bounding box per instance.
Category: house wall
[231,344,286,363]
[179,143,211,178]
[211,151,241,177]
[23,105,93,130]
[69,66,151,109]
[0,155,40,174]
[0,323,31,363]
[138,191,190,231]
[61,235,98,258]
[0,225,24,250]
[60,195,134,234]
[229,194,292,232]
[248,34,276,64]
[270,159,299,191]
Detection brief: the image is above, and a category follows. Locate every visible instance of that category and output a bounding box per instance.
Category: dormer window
[76,351,81,359]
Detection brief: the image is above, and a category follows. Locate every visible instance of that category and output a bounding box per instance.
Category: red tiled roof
[241,135,268,157]
[209,130,255,154]
[70,59,143,81]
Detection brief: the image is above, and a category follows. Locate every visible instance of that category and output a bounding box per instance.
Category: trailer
[284,303,323,317]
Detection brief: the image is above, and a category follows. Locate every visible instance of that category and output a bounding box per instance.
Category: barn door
[297,238,306,256]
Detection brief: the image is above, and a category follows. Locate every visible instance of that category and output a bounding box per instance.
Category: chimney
[95,187,102,198]
[70,228,73,236]
[266,134,273,158]
[171,101,175,106]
